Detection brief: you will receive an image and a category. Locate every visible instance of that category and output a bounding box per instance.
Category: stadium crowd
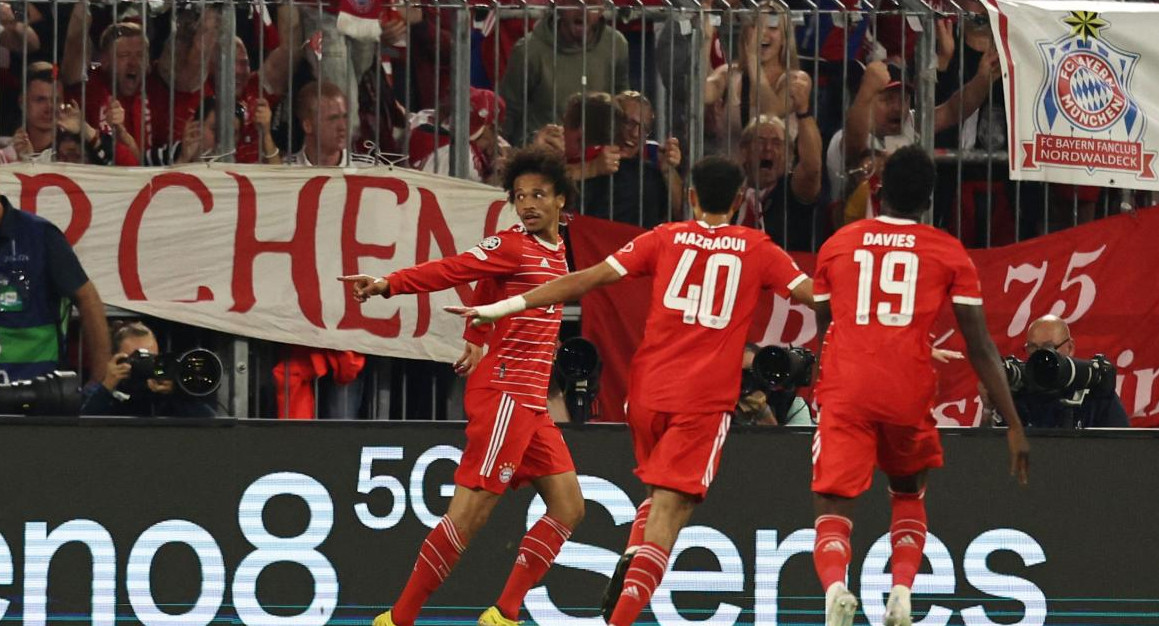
[2,0,1147,246]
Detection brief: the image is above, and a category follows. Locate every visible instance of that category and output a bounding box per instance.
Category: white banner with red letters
[0,163,512,363]
[986,0,1159,189]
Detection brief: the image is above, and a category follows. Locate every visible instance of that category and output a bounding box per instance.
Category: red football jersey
[609,221,807,413]
[387,225,566,411]
[813,216,983,424]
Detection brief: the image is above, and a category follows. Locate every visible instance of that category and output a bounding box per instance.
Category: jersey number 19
[853,249,919,327]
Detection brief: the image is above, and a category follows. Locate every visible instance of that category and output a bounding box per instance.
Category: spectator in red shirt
[215,2,300,164]
[147,6,219,148]
[61,15,149,164]
[409,87,510,184]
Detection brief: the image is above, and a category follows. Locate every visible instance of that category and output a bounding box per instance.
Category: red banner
[569,210,1159,427]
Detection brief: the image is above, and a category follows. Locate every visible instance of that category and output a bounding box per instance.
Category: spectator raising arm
[0,1,41,53]
[843,60,892,164]
[934,45,1001,134]
[787,71,822,204]
[60,0,90,87]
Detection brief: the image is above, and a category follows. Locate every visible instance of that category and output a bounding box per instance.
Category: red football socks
[626,498,653,551]
[889,489,928,588]
[608,542,670,626]
[495,515,573,620]
[392,516,466,626]
[813,514,854,591]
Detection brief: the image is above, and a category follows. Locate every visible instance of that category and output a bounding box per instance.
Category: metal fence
[2,0,1150,418]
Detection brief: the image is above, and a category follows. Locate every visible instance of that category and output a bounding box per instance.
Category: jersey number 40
[663,249,741,330]
[853,249,919,327]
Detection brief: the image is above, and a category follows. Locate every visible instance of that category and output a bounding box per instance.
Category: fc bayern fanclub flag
[986,0,1159,189]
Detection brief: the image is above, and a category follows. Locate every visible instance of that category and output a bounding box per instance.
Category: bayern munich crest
[1028,11,1156,180]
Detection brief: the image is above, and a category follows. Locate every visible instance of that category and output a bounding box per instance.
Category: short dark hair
[503,145,575,207]
[24,62,55,93]
[562,92,621,146]
[881,144,936,217]
[690,156,745,214]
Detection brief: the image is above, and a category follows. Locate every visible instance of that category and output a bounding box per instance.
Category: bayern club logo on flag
[1026,10,1156,181]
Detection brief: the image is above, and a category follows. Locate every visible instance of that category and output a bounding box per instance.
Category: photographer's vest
[0,203,69,382]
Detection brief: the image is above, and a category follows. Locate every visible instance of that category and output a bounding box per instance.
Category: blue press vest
[0,205,69,382]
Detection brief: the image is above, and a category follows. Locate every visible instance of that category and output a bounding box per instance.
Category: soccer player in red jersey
[450,156,815,625]
[809,145,1030,626]
[340,146,584,626]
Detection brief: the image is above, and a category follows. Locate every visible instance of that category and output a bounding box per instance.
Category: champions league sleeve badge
[1026,10,1157,184]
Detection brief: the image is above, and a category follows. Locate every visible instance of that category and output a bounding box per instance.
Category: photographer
[984,315,1128,429]
[81,322,218,418]
[735,343,813,426]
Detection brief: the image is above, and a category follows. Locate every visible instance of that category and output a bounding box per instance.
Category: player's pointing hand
[338,274,390,302]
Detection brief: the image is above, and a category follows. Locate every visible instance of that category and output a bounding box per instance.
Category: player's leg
[811,410,877,626]
[813,492,859,626]
[606,487,697,626]
[486,470,584,624]
[484,414,582,625]
[601,402,666,621]
[880,471,928,626]
[375,390,527,626]
[879,418,942,626]
[607,410,730,626]
[600,486,654,621]
[376,486,501,626]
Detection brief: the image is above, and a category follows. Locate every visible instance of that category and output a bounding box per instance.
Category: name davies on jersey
[673,231,748,251]
[862,232,916,248]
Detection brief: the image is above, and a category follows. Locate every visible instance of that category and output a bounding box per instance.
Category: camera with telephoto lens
[120,348,224,397]
[741,345,816,397]
[1027,348,1116,399]
[553,338,601,423]
[1003,349,1116,403]
[0,371,82,416]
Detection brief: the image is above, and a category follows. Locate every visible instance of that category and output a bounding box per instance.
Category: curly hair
[502,145,575,208]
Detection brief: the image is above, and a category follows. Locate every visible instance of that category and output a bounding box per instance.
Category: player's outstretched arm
[446,261,624,323]
[953,303,1030,485]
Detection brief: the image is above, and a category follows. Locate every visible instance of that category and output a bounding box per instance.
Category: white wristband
[474,295,528,321]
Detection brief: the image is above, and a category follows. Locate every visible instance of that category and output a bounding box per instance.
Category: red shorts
[628,403,732,500]
[811,407,944,498]
[455,388,575,494]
